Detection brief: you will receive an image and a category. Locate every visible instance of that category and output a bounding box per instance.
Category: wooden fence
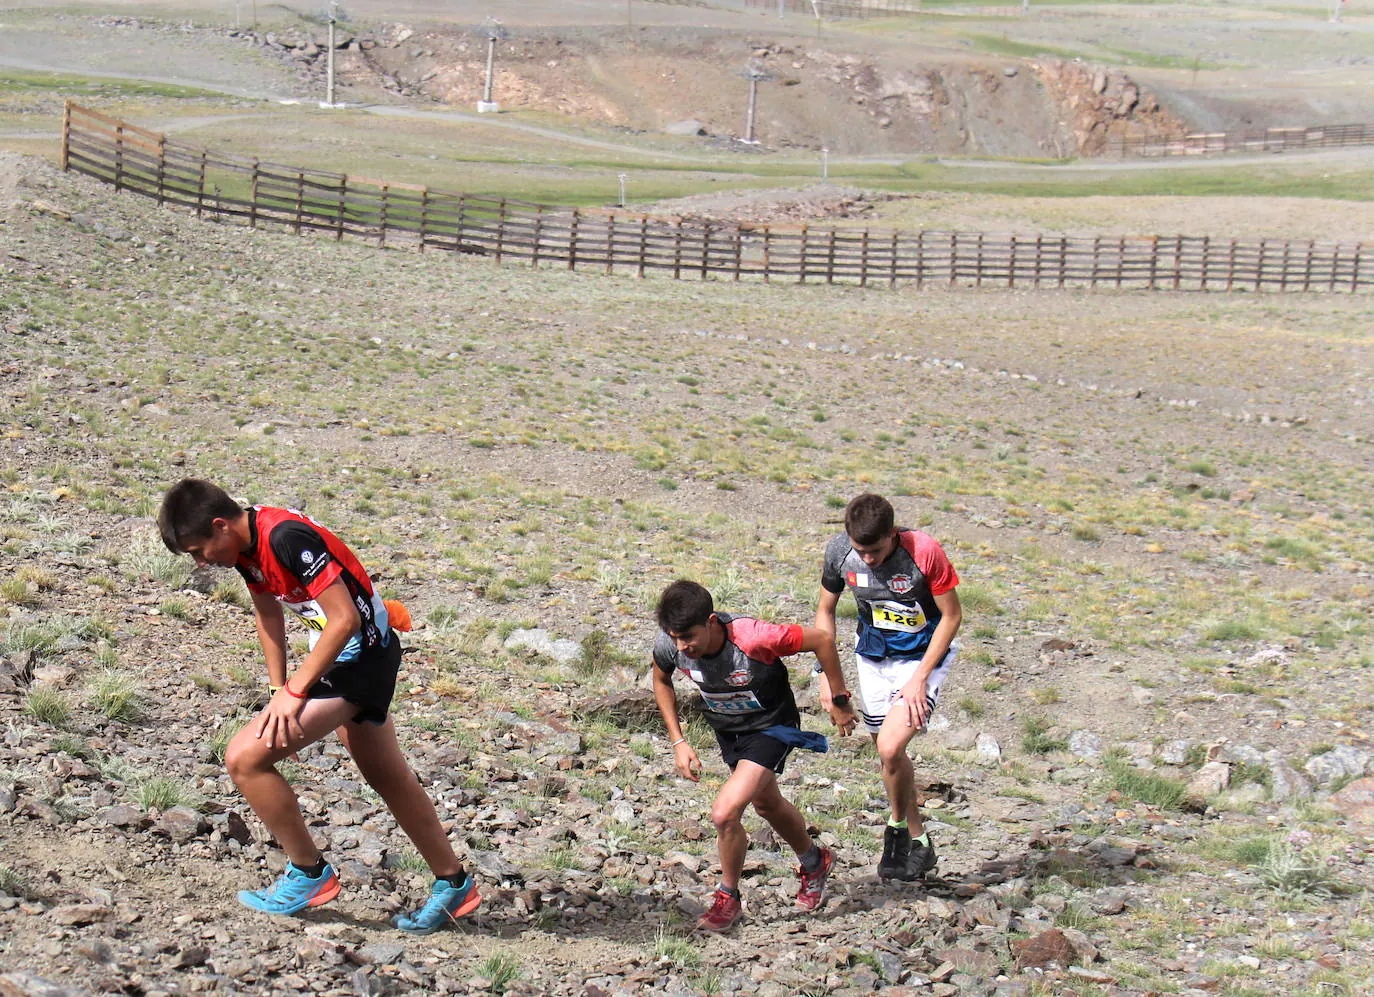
[744,0,922,18]
[1118,122,1374,158]
[60,102,1370,293]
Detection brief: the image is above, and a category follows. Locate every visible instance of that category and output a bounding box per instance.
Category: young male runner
[651,580,857,931]
[157,478,476,934]
[815,493,962,882]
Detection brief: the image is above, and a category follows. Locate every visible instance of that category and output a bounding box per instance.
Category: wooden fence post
[1148,235,1159,290]
[859,229,870,287]
[456,195,467,253]
[196,150,207,218]
[699,223,710,280]
[378,184,389,247]
[1058,236,1068,289]
[897,231,905,289]
[114,124,125,193]
[1116,236,1126,288]
[249,159,260,229]
[825,228,836,284]
[569,209,579,271]
[418,187,429,252]
[638,216,648,279]
[1256,239,1268,292]
[60,101,71,171]
[1351,243,1362,294]
[605,214,615,275]
[531,206,544,268]
[335,176,347,241]
[1008,234,1017,288]
[293,171,305,234]
[763,226,772,283]
[156,135,167,206]
[673,220,683,280]
[1302,239,1315,292]
[733,228,742,281]
[799,225,809,284]
[1279,239,1291,292]
[495,199,507,263]
[1225,239,1237,291]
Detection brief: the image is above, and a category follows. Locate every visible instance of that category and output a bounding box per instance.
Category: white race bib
[700,689,764,714]
[870,600,927,633]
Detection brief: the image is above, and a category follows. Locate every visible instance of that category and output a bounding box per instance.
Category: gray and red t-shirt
[653,613,804,735]
[821,529,959,661]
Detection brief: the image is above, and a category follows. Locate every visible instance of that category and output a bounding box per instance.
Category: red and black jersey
[234,506,390,661]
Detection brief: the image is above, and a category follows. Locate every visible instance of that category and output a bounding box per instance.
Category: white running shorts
[855,644,958,735]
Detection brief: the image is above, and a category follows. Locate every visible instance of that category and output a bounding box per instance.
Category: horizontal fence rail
[744,0,922,17]
[59,102,1371,293]
[1118,122,1374,158]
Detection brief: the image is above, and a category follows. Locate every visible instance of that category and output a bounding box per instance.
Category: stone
[1211,742,1264,767]
[1157,739,1192,765]
[469,850,522,885]
[932,948,1000,977]
[0,784,15,815]
[943,726,978,751]
[663,119,706,136]
[155,807,208,844]
[1069,966,1116,984]
[1060,926,1099,963]
[354,942,405,965]
[504,628,582,664]
[974,733,1002,764]
[1012,929,1074,969]
[1328,777,1374,823]
[47,903,109,926]
[611,801,638,826]
[0,974,88,997]
[1266,757,1312,803]
[1187,761,1232,799]
[1304,746,1371,787]
[1068,730,1104,760]
[1090,890,1127,915]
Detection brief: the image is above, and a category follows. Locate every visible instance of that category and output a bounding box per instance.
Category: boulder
[1012,929,1073,969]
[1328,777,1374,824]
[663,119,706,137]
[1187,761,1232,800]
[1304,746,1370,787]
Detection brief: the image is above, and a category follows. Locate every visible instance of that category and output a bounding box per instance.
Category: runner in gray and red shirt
[651,580,856,932]
[816,493,963,883]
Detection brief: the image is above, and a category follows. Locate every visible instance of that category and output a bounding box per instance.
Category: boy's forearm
[288,622,353,691]
[652,670,684,740]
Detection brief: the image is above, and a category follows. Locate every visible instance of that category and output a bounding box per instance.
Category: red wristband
[283,681,307,699]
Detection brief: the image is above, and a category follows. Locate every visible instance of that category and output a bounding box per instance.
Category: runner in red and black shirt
[158,479,478,935]
[651,580,856,932]
[816,493,963,884]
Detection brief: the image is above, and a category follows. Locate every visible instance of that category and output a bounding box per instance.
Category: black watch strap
[831,693,851,708]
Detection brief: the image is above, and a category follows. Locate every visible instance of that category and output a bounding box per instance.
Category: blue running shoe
[393,875,480,935]
[237,862,340,916]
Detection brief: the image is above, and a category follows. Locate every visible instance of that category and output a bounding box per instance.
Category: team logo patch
[727,667,751,687]
[888,574,914,595]
[301,550,315,565]
[846,571,870,587]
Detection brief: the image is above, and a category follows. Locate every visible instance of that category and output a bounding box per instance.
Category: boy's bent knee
[224,738,271,783]
[710,800,747,831]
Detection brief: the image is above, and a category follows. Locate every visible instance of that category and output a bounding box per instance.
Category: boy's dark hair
[845,492,895,546]
[656,580,714,633]
[158,478,242,553]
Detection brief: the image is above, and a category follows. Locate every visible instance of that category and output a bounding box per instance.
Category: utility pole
[478,17,505,112]
[740,62,773,145]
[618,173,628,207]
[821,146,829,181]
[322,2,345,108]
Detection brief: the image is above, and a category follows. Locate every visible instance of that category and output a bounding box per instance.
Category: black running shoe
[877,824,913,881]
[907,833,937,878]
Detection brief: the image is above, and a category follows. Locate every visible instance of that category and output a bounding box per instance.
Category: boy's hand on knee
[895,677,930,730]
[256,689,306,749]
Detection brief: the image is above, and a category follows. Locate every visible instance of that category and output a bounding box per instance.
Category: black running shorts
[306,633,402,725]
[715,729,793,775]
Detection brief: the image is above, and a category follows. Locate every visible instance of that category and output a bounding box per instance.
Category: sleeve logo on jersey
[846,571,869,587]
[301,551,315,565]
[727,667,752,687]
[888,574,914,595]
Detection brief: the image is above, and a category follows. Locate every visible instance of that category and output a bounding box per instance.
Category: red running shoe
[696,888,743,932]
[795,846,834,911]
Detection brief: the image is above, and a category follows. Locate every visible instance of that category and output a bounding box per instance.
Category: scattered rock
[1068,730,1104,760]
[1187,761,1232,800]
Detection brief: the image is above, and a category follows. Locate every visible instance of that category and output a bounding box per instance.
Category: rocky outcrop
[1034,60,1188,155]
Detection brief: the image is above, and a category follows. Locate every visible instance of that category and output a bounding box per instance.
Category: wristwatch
[831,692,851,708]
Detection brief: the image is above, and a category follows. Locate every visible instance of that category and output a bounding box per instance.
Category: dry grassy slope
[352,26,1181,156]
[0,154,1372,995]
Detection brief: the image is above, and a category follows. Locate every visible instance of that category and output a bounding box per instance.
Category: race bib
[871,600,927,633]
[700,689,764,714]
[288,600,328,633]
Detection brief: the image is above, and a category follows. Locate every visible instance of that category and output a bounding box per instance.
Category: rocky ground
[0,124,1372,997]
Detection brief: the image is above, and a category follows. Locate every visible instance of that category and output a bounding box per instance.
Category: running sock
[294,857,329,879]
[436,870,468,890]
[887,818,908,830]
[915,832,931,847]
[799,846,824,873]
[717,884,741,899]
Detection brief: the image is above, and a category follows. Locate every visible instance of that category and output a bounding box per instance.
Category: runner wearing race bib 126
[651,580,856,932]
[816,493,963,884]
